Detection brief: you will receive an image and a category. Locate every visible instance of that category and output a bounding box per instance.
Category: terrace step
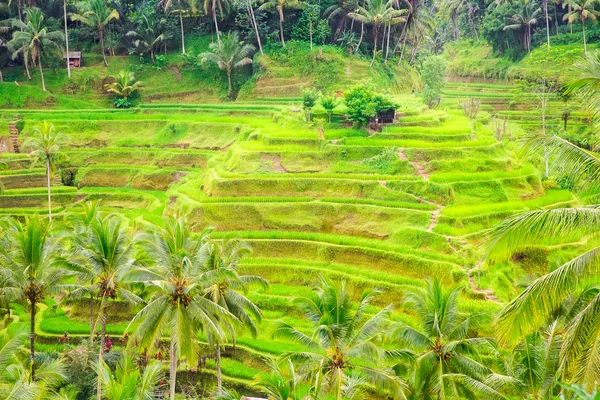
[9,123,19,153]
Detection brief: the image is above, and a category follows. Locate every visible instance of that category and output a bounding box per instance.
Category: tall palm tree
[201,238,267,393]
[0,216,71,379]
[324,0,359,40]
[392,279,511,400]
[7,8,64,91]
[503,0,541,54]
[161,0,189,54]
[200,31,254,98]
[71,0,119,66]
[64,0,71,78]
[128,218,235,400]
[66,213,141,400]
[563,0,599,52]
[349,0,407,66]
[273,278,404,400]
[104,71,144,102]
[21,122,67,222]
[258,0,304,47]
[203,0,230,39]
[96,352,163,400]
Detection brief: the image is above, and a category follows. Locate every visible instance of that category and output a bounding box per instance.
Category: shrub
[422,56,448,108]
[343,84,396,127]
[302,88,320,121]
[320,94,339,122]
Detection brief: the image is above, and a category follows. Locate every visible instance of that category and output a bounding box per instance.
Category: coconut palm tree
[65,213,142,400]
[96,352,163,400]
[324,0,359,40]
[63,0,71,78]
[126,15,165,63]
[503,0,541,54]
[273,278,404,400]
[161,0,189,54]
[256,358,304,400]
[349,0,407,66]
[2,357,71,400]
[563,0,599,52]
[203,0,230,39]
[104,71,144,102]
[128,218,236,400]
[200,31,254,98]
[565,51,600,126]
[7,8,64,91]
[200,238,267,393]
[392,279,512,400]
[71,0,119,66]
[21,122,68,222]
[0,216,71,380]
[258,0,304,47]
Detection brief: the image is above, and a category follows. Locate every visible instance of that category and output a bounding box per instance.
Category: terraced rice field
[0,79,583,390]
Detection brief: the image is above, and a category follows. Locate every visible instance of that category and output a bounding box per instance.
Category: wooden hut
[376,108,396,124]
[64,51,82,68]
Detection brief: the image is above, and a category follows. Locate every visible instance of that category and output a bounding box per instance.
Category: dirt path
[260,154,287,173]
[468,262,500,303]
[398,148,430,180]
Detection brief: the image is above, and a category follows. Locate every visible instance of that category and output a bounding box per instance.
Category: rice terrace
[1,0,600,398]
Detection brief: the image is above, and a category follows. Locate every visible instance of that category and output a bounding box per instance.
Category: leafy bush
[343,84,396,127]
[422,56,448,108]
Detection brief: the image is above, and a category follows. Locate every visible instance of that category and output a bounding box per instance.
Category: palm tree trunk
[227,68,232,99]
[356,22,364,52]
[396,19,408,64]
[89,292,94,344]
[555,3,559,36]
[569,4,573,33]
[64,0,71,78]
[6,300,10,320]
[309,18,313,50]
[178,0,185,54]
[212,4,221,40]
[381,23,386,52]
[29,299,35,380]
[25,57,32,80]
[279,12,285,47]
[385,23,391,61]
[248,0,264,55]
[39,58,46,92]
[399,21,409,63]
[97,306,107,400]
[371,24,378,67]
[45,155,52,221]
[544,0,550,51]
[100,26,108,67]
[170,336,177,399]
[582,16,587,53]
[216,343,222,393]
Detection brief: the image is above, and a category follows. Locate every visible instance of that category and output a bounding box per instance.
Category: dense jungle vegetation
[2,0,600,398]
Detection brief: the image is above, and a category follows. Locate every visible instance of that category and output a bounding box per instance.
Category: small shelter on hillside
[64,51,82,68]
[376,108,396,124]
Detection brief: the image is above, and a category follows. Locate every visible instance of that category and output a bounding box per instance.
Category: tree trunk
[64,0,71,78]
[6,300,10,320]
[216,343,222,393]
[397,19,408,64]
[89,292,94,344]
[100,26,108,67]
[544,0,550,51]
[569,4,573,33]
[279,12,285,47]
[399,21,410,63]
[309,18,313,50]
[212,4,221,40]
[227,68,232,99]
[178,0,185,54]
[370,24,378,67]
[46,156,52,221]
[385,23,391,61]
[582,16,587,53]
[39,58,46,92]
[248,0,264,55]
[170,336,177,399]
[97,306,107,400]
[452,10,458,40]
[356,22,364,52]
[554,4,559,36]
[29,299,35,380]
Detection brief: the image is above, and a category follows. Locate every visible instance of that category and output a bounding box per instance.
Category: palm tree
[64,0,71,78]
[3,357,71,400]
[503,0,541,54]
[392,279,511,400]
[324,0,359,40]
[67,213,141,400]
[96,352,163,400]
[245,0,264,55]
[258,0,304,47]
[161,0,189,54]
[203,0,230,39]
[349,0,407,66]
[563,0,599,52]
[126,15,165,63]
[21,122,67,222]
[71,0,119,66]
[201,238,267,393]
[0,216,71,379]
[273,278,404,400]
[128,218,235,400]
[256,358,303,400]
[7,8,64,91]
[200,32,254,98]
[104,71,143,102]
